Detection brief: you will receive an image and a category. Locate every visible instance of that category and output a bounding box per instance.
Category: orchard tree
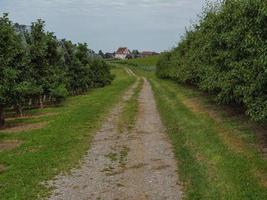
[45,32,68,103]
[0,13,27,126]
[75,43,94,92]
[60,40,79,94]
[63,42,90,94]
[27,19,48,108]
[89,59,114,87]
[0,15,114,126]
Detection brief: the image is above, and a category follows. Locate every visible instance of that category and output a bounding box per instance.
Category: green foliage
[150,76,267,199]
[49,84,68,102]
[0,14,113,125]
[156,0,267,122]
[0,68,134,199]
[90,59,114,87]
[0,13,28,120]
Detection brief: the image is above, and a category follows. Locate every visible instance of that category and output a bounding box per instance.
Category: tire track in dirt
[124,68,137,77]
[117,78,182,200]
[48,75,182,200]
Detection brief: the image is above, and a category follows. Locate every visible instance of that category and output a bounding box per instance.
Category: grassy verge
[117,77,144,133]
[129,64,267,199]
[0,67,135,200]
[151,78,267,199]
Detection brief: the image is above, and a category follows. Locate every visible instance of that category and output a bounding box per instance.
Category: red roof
[116,47,130,54]
[142,51,157,55]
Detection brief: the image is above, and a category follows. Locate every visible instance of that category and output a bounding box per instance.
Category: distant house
[115,47,131,60]
[141,51,159,57]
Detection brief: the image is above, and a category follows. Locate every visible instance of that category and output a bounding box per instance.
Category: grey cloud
[0,0,213,52]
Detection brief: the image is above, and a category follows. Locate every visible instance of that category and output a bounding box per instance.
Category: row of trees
[0,14,114,126]
[156,0,267,122]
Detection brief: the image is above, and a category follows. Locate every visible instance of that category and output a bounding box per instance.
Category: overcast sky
[0,0,211,52]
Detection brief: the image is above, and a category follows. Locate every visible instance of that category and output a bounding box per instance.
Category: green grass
[124,55,159,66]
[111,55,159,72]
[3,58,267,199]
[128,62,267,199]
[151,78,267,199]
[0,67,136,200]
[117,77,144,133]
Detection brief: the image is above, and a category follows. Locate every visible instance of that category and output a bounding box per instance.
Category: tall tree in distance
[98,50,104,58]
[132,50,140,58]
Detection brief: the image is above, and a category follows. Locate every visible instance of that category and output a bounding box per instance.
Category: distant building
[115,47,131,60]
[141,51,159,57]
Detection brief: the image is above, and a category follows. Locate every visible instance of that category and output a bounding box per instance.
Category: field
[113,55,159,72]
[1,54,267,200]
[126,57,267,199]
[3,0,267,199]
[0,68,135,200]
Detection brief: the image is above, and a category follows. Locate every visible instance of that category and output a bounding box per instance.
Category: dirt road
[48,72,182,200]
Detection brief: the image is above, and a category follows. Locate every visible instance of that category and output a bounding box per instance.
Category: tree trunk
[39,95,44,109]
[28,98,32,106]
[0,106,5,127]
[15,104,23,117]
[43,95,46,103]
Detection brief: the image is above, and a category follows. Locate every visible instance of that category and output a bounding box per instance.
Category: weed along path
[48,70,182,200]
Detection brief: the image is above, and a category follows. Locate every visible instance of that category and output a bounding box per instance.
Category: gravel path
[48,75,182,200]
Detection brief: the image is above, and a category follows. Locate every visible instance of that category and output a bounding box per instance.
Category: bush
[50,84,69,103]
[156,0,267,122]
[89,59,114,87]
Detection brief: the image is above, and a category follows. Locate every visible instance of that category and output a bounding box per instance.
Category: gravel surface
[48,75,182,200]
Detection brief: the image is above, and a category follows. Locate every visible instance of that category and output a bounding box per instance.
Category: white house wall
[115,54,127,59]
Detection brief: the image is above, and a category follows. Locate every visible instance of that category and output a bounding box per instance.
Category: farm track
[48,69,182,200]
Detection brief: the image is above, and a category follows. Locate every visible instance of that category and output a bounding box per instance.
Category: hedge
[156,0,267,122]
